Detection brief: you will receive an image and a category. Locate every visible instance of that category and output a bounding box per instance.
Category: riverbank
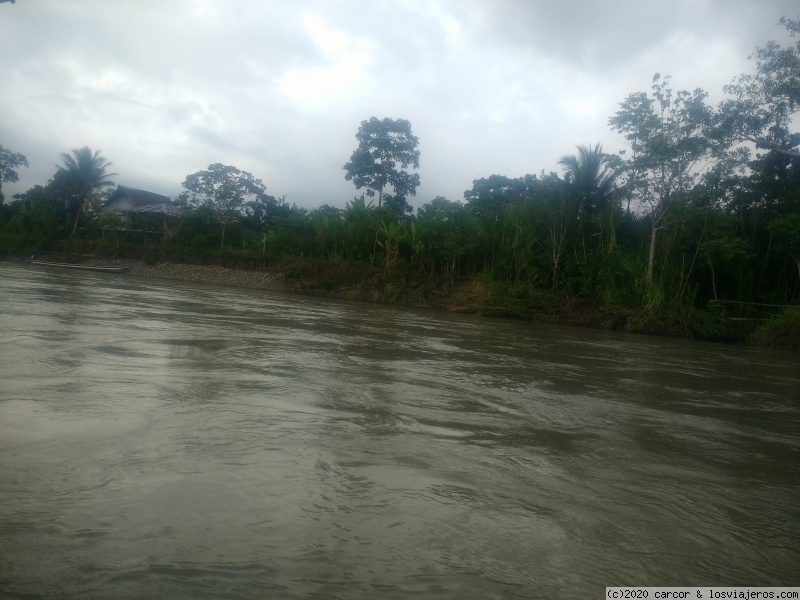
[4,252,618,321]
[5,251,293,290]
[5,252,798,349]
[101,257,289,292]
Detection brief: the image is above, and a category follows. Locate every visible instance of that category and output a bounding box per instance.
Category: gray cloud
[1,0,797,208]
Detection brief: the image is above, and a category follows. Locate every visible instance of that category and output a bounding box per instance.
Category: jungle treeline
[2,19,799,347]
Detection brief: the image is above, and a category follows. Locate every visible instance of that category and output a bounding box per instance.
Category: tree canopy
[558,143,619,216]
[343,117,420,207]
[181,163,268,247]
[609,75,715,281]
[0,144,29,203]
[55,146,116,236]
[719,17,800,158]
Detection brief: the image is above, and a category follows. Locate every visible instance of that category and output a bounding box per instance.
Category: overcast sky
[1,0,797,209]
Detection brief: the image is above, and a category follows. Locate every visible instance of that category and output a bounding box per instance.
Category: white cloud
[0,0,797,207]
[278,14,375,108]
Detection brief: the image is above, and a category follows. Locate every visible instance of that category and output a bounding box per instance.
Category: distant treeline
[2,19,800,346]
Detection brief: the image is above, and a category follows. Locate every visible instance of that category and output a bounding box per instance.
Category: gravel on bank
[7,255,291,293]
[110,259,289,292]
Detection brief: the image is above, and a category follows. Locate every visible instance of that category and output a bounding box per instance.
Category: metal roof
[104,185,180,216]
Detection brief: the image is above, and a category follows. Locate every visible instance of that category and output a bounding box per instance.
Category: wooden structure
[102,185,180,243]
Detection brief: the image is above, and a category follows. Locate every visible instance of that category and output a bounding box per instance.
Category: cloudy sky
[1,0,797,209]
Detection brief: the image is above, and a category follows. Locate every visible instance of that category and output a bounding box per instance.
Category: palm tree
[56,146,116,236]
[558,143,618,216]
[559,144,622,266]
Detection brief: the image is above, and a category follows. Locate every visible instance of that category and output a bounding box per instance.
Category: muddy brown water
[1,263,798,599]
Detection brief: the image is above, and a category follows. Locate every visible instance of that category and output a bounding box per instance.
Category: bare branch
[743,135,800,158]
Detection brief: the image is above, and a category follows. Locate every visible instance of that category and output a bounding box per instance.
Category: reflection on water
[0,263,798,599]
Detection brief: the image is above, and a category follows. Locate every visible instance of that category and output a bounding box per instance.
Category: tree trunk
[793,253,800,289]
[647,219,657,283]
[552,254,559,290]
[708,258,718,300]
[551,233,561,291]
[758,232,773,288]
[71,201,83,237]
[221,222,226,248]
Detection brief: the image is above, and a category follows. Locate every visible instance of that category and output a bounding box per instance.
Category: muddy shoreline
[109,258,288,292]
[6,255,796,350]
[11,255,291,293]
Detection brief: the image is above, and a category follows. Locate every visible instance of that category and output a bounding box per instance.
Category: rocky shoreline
[108,258,289,292]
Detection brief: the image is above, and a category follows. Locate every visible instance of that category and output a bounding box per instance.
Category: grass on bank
[2,236,796,348]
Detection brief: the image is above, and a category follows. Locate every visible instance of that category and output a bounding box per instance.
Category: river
[0,263,798,599]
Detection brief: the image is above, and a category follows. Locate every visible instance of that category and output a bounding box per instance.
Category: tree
[533,172,575,289]
[181,164,269,247]
[463,174,531,215]
[719,17,800,159]
[702,235,751,300]
[383,193,413,216]
[343,117,420,207]
[769,213,800,288]
[559,144,622,271]
[558,143,619,216]
[7,184,66,238]
[609,74,715,282]
[56,146,116,236]
[417,196,473,279]
[0,144,29,203]
[245,192,286,228]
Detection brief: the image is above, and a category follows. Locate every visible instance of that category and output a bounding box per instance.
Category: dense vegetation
[2,20,800,348]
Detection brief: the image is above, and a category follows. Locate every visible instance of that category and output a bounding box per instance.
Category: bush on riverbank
[0,235,784,347]
[750,307,800,350]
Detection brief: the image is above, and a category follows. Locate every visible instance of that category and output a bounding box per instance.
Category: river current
[0,263,798,599]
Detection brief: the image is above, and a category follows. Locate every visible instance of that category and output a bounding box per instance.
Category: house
[102,185,181,243]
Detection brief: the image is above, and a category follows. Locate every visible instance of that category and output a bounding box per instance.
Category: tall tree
[609,74,715,282]
[719,17,800,159]
[181,163,268,247]
[343,117,420,207]
[0,144,29,203]
[559,144,621,271]
[56,146,116,236]
[534,172,575,289]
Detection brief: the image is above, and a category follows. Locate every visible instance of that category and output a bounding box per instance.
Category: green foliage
[769,213,800,254]
[343,117,420,207]
[719,17,800,159]
[3,184,65,239]
[181,163,269,247]
[750,307,800,349]
[0,144,29,203]
[610,74,716,281]
[55,146,116,237]
[463,174,535,215]
[558,143,620,216]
